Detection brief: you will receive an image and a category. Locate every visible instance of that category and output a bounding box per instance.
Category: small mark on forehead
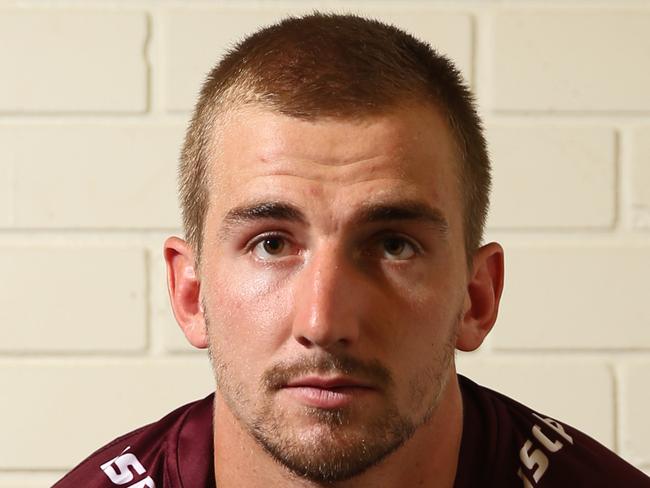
[307,184,323,197]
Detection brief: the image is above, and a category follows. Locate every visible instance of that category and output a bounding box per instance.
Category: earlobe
[456,242,505,352]
[164,236,209,349]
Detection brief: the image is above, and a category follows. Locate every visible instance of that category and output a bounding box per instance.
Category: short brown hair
[179,12,490,264]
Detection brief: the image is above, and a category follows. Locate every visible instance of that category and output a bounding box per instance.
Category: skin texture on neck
[213,369,463,488]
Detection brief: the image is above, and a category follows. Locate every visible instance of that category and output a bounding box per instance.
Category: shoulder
[52,395,214,488]
[458,375,650,487]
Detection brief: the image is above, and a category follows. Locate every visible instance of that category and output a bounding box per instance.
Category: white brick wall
[619,362,650,467]
[491,10,650,111]
[0,473,64,488]
[0,246,147,352]
[631,127,650,225]
[486,125,616,229]
[1,1,649,485]
[0,159,11,226]
[0,124,183,228]
[492,245,650,350]
[0,9,148,113]
[0,359,213,469]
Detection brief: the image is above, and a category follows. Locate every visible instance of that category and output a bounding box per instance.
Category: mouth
[281,376,377,409]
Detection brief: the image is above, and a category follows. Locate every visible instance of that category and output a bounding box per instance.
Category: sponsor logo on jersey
[517,413,574,487]
[100,446,156,487]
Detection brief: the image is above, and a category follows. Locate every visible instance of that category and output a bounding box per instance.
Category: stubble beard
[207,317,459,484]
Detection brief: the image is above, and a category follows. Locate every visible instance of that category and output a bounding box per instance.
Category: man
[54,13,649,488]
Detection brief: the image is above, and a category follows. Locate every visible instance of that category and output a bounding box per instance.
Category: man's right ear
[164,236,208,349]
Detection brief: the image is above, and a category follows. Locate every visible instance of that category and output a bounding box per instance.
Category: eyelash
[244,232,423,259]
[245,232,293,252]
[371,233,422,259]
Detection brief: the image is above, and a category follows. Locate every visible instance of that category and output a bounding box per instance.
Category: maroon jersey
[53,375,649,487]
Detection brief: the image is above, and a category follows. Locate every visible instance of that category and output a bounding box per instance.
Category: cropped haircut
[179,12,491,265]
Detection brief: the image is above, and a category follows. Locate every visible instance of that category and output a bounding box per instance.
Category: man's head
[178,12,490,266]
[165,12,504,484]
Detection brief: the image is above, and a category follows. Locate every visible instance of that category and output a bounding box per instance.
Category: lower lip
[281,386,375,409]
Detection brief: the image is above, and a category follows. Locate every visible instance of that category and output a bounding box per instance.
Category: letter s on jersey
[100,447,156,487]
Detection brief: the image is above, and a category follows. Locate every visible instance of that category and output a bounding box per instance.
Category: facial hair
[206,313,459,484]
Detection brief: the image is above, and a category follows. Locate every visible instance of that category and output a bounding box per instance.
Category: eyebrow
[354,200,450,236]
[220,201,307,240]
[219,199,449,239]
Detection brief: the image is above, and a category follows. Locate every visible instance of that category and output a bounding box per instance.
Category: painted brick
[0,473,64,488]
[163,8,472,111]
[0,359,214,470]
[0,9,147,113]
[620,363,650,466]
[0,124,183,228]
[0,159,11,226]
[491,245,650,350]
[0,247,146,353]
[457,356,615,449]
[486,125,616,229]
[492,11,650,111]
[163,7,303,111]
[630,127,650,227]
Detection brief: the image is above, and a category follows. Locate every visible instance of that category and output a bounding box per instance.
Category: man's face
[199,104,469,482]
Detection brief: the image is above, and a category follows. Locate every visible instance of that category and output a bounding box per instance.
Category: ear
[164,236,208,349]
[456,242,505,352]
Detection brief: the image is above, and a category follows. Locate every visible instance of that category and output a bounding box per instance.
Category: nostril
[295,335,315,348]
[294,332,351,350]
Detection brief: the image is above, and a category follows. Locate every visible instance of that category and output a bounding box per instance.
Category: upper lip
[283,376,374,389]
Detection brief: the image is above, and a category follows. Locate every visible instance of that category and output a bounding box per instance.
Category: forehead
[215,103,457,172]
[207,104,461,224]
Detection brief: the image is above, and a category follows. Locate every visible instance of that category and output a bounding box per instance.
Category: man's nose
[291,244,365,350]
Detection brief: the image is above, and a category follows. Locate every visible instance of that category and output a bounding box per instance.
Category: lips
[281,376,376,409]
[284,376,373,390]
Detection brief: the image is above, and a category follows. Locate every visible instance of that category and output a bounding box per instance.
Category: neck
[213,372,464,488]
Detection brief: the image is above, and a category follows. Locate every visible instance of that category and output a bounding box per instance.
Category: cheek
[203,261,295,357]
[386,261,462,328]
[386,284,461,404]
[379,266,463,373]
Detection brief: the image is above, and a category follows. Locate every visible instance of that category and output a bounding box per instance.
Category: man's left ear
[456,242,505,352]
